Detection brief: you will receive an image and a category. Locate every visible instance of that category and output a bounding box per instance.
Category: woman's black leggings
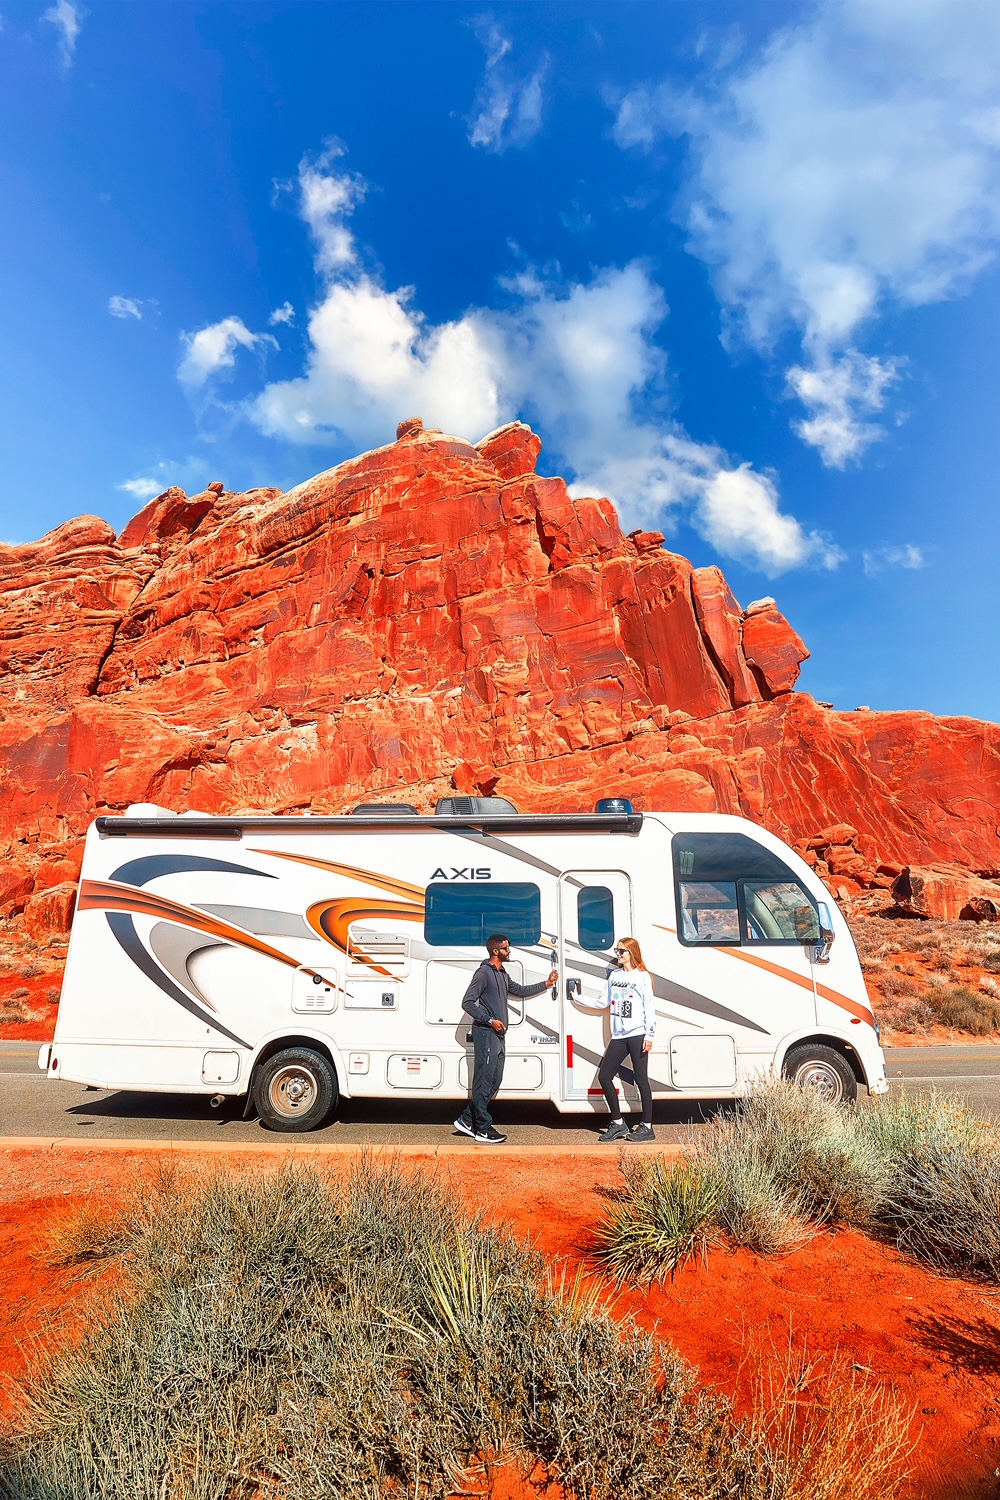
[598,1036,653,1125]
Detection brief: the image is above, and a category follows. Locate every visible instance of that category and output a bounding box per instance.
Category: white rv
[41,799,888,1130]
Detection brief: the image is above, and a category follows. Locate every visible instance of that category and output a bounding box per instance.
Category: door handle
[566,978,581,998]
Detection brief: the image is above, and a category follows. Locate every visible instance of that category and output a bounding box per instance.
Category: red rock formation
[0,420,997,944]
[891,866,1000,923]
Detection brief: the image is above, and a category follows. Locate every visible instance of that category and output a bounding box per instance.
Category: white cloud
[862,543,925,576]
[786,350,901,466]
[117,477,161,502]
[248,150,836,576]
[292,138,365,274]
[467,18,547,153]
[614,0,1000,465]
[116,457,215,507]
[178,316,277,390]
[108,295,143,320]
[269,301,295,326]
[42,0,81,69]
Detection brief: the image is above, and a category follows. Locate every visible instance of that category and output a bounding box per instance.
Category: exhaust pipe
[210,1094,225,1109]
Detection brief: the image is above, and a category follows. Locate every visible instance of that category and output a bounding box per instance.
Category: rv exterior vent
[595,798,634,814]
[347,927,411,976]
[351,803,419,815]
[434,796,519,816]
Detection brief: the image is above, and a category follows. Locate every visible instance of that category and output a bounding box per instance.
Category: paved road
[1,1042,997,1149]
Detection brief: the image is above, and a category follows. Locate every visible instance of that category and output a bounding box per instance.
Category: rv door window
[577,885,615,951]
[424,882,541,947]
[672,833,818,947]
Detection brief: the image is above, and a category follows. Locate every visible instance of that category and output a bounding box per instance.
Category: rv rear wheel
[783,1045,857,1105]
[253,1047,338,1132]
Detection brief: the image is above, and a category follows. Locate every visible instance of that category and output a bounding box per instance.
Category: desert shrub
[926,983,1000,1034]
[982,949,1000,973]
[8,986,29,999]
[875,997,936,1034]
[881,1141,1000,1281]
[2,1159,780,1500]
[21,964,42,979]
[41,1202,134,1267]
[593,1158,722,1282]
[1,1002,30,1024]
[601,1084,1000,1289]
[879,970,919,998]
[746,1341,913,1500]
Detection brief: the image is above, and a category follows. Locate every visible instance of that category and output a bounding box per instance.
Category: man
[454,934,558,1144]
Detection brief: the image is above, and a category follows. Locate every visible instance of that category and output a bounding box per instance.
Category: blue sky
[2,0,999,720]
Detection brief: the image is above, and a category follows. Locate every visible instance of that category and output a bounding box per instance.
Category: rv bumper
[37,1044,51,1072]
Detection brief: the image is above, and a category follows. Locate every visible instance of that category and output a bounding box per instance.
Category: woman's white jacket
[592,968,656,1041]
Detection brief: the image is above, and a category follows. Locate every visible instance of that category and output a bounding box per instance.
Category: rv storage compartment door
[292,967,340,1014]
[669,1035,737,1089]
[345,983,398,1010]
[202,1050,240,1085]
[386,1054,443,1089]
[458,1053,543,1092]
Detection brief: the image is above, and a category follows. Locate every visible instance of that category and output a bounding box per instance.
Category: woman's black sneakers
[626,1123,656,1143]
[474,1125,507,1143]
[598,1120,630,1143]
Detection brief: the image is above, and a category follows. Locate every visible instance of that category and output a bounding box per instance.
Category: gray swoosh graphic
[149,923,225,1012]
[196,904,318,941]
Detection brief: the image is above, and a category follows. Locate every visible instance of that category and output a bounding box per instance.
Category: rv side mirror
[814,901,836,964]
[566,978,582,999]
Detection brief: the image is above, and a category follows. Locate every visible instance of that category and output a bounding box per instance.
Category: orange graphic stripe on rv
[653,923,874,1028]
[306,898,424,976]
[79,880,304,971]
[251,850,425,904]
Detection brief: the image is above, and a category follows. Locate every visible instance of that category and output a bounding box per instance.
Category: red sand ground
[1,1148,998,1500]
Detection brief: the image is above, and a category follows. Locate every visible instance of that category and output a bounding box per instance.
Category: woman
[593,936,656,1143]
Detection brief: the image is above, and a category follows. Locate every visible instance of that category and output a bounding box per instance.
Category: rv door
[557,870,633,1101]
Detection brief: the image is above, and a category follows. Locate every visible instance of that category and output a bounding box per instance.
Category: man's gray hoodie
[461,960,550,1029]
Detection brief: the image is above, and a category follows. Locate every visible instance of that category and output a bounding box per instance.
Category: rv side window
[672,833,819,946]
[424,882,542,947]
[577,885,615,951]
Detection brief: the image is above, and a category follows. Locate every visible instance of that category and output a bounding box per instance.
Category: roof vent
[351,803,419,816]
[595,798,633,814]
[434,796,519,816]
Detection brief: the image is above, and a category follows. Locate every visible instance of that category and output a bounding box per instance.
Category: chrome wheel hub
[269,1066,317,1116]
[793,1061,843,1102]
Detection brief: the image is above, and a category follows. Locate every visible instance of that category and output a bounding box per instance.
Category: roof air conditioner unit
[434,796,519,816]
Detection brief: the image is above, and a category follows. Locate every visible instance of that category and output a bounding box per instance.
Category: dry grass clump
[40,1202,134,1267]
[598,1084,1000,1288]
[928,983,1000,1034]
[745,1340,913,1500]
[3,1158,797,1500]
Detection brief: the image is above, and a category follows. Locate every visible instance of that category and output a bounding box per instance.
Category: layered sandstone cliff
[2,419,998,942]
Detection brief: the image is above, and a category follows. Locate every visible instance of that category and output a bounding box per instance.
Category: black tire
[253,1047,338,1132]
[783,1044,857,1104]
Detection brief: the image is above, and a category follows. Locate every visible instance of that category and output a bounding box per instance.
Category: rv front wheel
[783,1045,856,1105]
[254,1047,338,1132]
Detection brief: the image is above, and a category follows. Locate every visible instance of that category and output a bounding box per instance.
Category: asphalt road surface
[0,1043,997,1149]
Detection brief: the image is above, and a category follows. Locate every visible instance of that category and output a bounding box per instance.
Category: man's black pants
[457,1024,506,1134]
[598,1036,653,1125]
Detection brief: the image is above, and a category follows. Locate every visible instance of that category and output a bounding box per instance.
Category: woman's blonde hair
[616,936,647,971]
